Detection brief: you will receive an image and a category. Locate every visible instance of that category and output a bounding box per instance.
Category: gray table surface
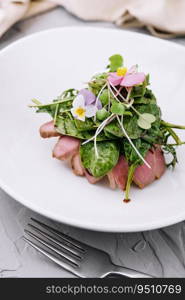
[1,7,185,278]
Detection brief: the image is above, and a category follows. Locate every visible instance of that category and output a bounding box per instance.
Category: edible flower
[108,65,145,87]
[71,89,101,121]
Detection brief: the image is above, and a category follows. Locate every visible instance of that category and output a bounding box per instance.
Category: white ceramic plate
[0,27,185,232]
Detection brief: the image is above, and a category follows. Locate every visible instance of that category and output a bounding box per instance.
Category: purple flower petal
[120,72,145,87]
[85,105,97,118]
[96,99,102,110]
[79,89,96,105]
[108,72,123,86]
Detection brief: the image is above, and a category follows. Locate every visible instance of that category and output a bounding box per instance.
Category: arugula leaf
[59,88,78,99]
[74,118,96,131]
[56,116,110,141]
[108,54,123,72]
[59,100,73,113]
[133,88,157,105]
[162,144,178,168]
[36,103,58,117]
[131,86,146,98]
[80,141,119,177]
[34,98,74,117]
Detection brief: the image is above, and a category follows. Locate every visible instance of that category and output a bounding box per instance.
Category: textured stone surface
[0,7,185,278]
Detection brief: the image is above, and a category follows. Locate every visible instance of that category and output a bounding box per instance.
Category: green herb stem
[109,82,126,102]
[166,127,184,145]
[125,87,132,102]
[125,164,137,201]
[131,105,141,117]
[29,98,73,108]
[161,120,185,130]
[165,143,185,146]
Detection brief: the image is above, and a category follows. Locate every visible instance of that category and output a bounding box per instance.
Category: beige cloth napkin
[1,0,185,39]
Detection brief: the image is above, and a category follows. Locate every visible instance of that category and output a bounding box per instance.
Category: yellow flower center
[116,67,127,77]
[75,107,86,118]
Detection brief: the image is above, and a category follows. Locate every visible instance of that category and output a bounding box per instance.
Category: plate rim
[1,26,185,232]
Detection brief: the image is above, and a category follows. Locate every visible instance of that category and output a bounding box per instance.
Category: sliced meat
[53,136,80,161]
[70,153,85,176]
[133,150,155,189]
[153,146,166,179]
[133,146,166,189]
[112,156,129,190]
[84,169,103,184]
[107,171,117,189]
[40,121,60,138]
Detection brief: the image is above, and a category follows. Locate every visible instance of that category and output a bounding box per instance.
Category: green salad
[30,54,185,202]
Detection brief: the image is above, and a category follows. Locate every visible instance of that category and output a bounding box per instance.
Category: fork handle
[109,264,153,278]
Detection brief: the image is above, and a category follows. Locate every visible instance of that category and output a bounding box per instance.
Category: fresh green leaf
[96,108,110,121]
[142,113,156,123]
[59,100,73,113]
[80,141,119,177]
[133,88,156,104]
[88,78,107,95]
[91,72,108,81]
[99,89,109,106]
[136,103,161,119]
[137,113,156,130]
[134,96,156,105]
[104,115,142,139]
[123,111,133,117]
[31,98,42,105]
[144,74,150,86]
[122,138,151,165]
[123,115,143,139]
[131,86,146,98]
[34,98,74,117]
[104,120,124,138]
[104,130,117,139]
[55,115,110,141]
[162,144,178,168]
[111,102,125,115]
[36,104,58,117]
[74,119,96,131]
[108,54,123,72]
[60,88,78,99]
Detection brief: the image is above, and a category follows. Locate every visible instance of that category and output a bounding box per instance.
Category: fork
[23,218,152,278]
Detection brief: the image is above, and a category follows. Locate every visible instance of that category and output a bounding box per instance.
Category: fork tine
[27,223,82,260]
[24,229,79,267]
[23,237,80,277]
[31,218,85,252]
